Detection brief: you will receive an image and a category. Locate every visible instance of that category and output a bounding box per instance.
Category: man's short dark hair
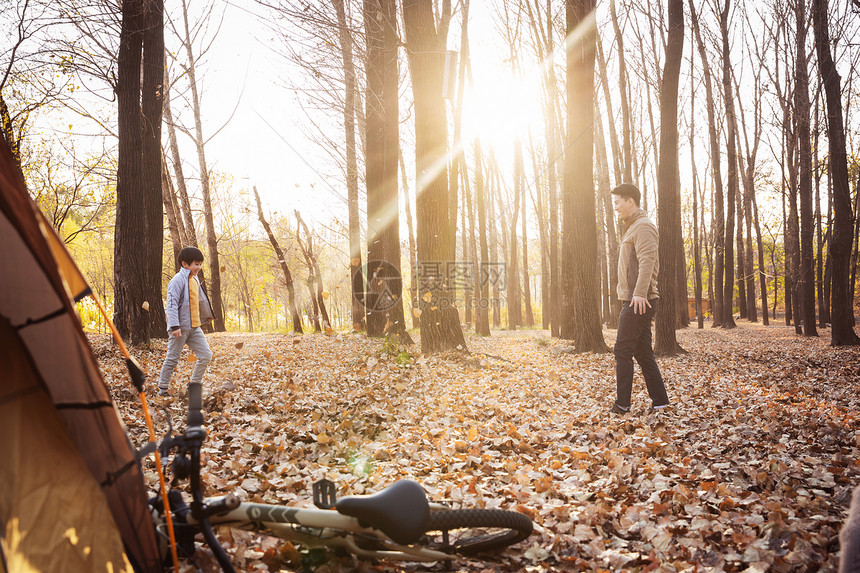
[178,246,204,265]
[611,183,641,207]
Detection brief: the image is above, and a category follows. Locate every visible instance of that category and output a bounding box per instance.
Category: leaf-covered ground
[95,322,860,572]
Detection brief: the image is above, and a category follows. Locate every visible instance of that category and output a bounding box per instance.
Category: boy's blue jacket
[164,267,215,331]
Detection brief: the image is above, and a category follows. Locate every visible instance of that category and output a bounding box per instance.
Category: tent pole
[89,292,180,571]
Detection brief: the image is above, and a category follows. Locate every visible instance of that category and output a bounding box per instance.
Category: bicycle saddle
[335,480,429,545]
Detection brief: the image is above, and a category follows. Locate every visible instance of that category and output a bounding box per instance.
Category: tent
[0,135,162,572]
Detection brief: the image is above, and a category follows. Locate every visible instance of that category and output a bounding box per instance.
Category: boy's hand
[171,328,182,338]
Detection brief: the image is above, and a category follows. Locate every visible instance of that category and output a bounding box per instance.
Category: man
[610,183,669,414]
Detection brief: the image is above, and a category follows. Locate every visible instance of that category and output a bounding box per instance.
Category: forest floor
[95,320,860,573]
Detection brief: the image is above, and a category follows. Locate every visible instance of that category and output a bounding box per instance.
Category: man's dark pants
[614,299,668,409]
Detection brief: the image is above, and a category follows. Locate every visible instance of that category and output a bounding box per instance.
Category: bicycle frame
[192,500,455,562]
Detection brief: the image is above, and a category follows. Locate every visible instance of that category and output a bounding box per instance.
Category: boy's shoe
[609,403,629,414]
[157,388,170,397]
[648,403,670,414]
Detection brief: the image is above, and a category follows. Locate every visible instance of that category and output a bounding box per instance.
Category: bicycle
[149,383,534,572]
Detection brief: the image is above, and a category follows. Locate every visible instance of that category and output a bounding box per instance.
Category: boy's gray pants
[158,327,212,391]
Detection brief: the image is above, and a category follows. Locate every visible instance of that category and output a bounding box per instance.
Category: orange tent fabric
[0,137,161,571]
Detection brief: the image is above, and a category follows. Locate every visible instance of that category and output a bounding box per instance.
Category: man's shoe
[157,388,170,397]
[609,403,629,414]
[648,403,669,414]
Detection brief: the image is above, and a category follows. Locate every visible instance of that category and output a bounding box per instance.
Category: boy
[157,246,214,397]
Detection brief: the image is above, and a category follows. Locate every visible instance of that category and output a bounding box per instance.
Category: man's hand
[631,295,651,315]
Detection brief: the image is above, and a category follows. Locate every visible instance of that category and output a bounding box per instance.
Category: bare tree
[812,0,860,345]
[794,0,817,336]
[296,210,332,332]
[689,46,704,329]
[560,0,607,352]
[163,64,199,249]
[717,0,738,328]
[402,0,467,353]
[654,0,685,355]
[595,100,620,328]
[113,0,167,344]
[474,140,490,336]
[690,0,725,327]
[364,0,407,340]
[733,8,769,324]
[610,0,634,182]
[333,0,366,332]
[166,0,228,331]
[254,186,303,333]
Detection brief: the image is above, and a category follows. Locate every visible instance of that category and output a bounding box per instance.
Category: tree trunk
[689,0,724,327]
[718,0,738,329]
[365,0,407,340]
[689,49,704,329]
[463,158,475,327]
[561,0,607,353]
[450,2,471,327]
[305,276,321,332]
[751,189,769,325]
[812,0,860,345]
[161,153,183,267]
[461,166,471,327]
[253,187,302,333]
[814,92,827,328]
[735,150,748,320]
[0,93,22,172]
[732,28,765,325]
[495,164,510,326]
[596,192,610,325]
[705,180,714,317]
[507,140,522,330]
[822,161,833,326]
[595,34,624,187]
[795,0,818,337]
[738,146,758,323]
[399,150,419,329]
[526,134,548,330]
[295,211,332,331]
[487,151,501,328]
[114,0,166,345]
[521,150,534,328]
[163,65,198,249]
[179,0,224,331]
[234,252,254,333]
[595,85,620,328]
[610,0,633,182]
[474,140,490,336]
[402,0,466,353]
[160,68,190,262]
[334,0,365,333]
[544,0,561,337]
[654,0,685,356]
[789,150,803,334]
[852,175,860,308]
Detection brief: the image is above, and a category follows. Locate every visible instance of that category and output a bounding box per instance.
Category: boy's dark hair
[611,182,641,207]
[178,246,204,265]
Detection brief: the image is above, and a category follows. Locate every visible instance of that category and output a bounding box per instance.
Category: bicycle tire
[422,508,533,555]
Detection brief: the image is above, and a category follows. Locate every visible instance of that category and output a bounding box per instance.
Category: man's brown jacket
[617,208,660,301]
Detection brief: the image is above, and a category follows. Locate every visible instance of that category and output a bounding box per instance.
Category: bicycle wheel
[422,508,533,555]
